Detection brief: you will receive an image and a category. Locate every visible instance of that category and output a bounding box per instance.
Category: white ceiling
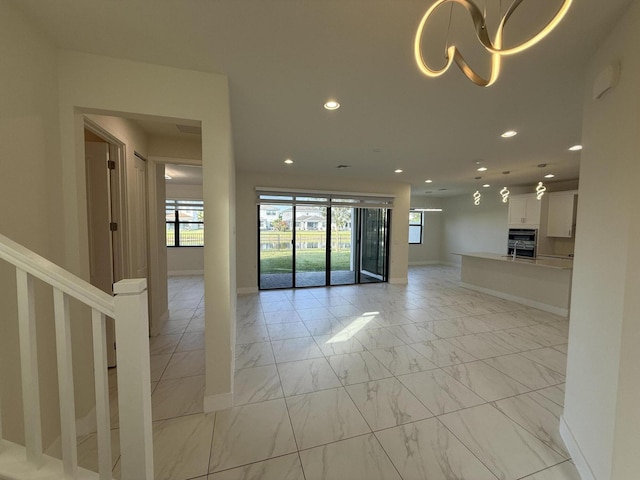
[17,0,630,196]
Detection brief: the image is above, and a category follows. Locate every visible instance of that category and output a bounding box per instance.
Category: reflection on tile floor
[98,266,581,479]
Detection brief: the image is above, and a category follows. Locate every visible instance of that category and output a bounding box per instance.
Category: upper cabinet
[547,191,578,237]
[508,194,543,228]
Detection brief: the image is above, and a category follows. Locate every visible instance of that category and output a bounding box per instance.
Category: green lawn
[260,249,351,273]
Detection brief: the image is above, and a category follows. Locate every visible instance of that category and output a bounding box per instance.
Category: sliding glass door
[360,208,389,283]
[259,203,293,289]
[330,207,356,285]
[295,205,328,287]
[258,193,391,290]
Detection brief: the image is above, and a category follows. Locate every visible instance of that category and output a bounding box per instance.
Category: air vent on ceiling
[176,124,202,135]
[336,164,351,169]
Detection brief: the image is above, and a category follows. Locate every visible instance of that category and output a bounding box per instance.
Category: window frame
[166,199,204,247]
[408,210,424,245]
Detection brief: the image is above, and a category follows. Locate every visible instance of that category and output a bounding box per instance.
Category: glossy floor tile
[300,434,401,480]
[108,269,576,480]
[277,357,342,396]
[494,392,569,457]
[440,404,565,479]
[484,353,566,390]
[398,369,485,415]
[207,453,305,480]
[369,344,438,375]
[233,364,283,405]
[327,351,393,385]
[209,399,297,472]
[151,375,205,420]
[286,387,370,449]
[442,360,531,402]
[345,377,433,430]
[375,418,497,480]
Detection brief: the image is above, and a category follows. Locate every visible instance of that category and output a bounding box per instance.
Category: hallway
[122,266,576,479]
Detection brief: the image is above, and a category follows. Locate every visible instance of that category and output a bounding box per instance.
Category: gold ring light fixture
[414,0,573,87]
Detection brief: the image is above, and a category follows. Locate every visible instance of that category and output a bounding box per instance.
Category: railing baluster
[91,309,112,480]
[53,288,78,478]
[15,268,43,467]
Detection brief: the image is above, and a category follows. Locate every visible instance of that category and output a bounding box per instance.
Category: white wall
[408,196,443,265]
[563,2,640,479]
[56,51,235,411]
[0,0,64,448]
[440,192,509,266]
[236,170,411,291]
[149,135,202,161]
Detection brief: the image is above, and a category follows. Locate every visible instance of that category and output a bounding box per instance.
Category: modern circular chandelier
[414,0,573,87]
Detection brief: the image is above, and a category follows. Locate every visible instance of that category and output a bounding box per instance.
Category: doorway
[84,122,126,366]
[257,192,391,290]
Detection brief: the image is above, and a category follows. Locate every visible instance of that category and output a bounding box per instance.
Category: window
[166,199,204,247]
[409,211,423,244]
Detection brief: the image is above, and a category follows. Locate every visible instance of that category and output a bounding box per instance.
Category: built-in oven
[508,229,537,258]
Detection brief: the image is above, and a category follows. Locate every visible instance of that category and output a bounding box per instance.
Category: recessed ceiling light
[545,174,555,178]
[474,176,482,180]
[482,184,491,188]
[164,175,172,180]
[569,144,583,151]
[502,171,510,175]
[538,163,547,168]
[394,169,403,173]
[425,179,433,183]
[501,130,518,138]
[477,167,488,172]
[324,100,340,110]
[284,158,293,164]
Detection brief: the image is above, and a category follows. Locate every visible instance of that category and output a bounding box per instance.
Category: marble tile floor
[88,266,581,480]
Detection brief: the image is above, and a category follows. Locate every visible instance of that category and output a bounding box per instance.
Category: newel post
[113,279,153,480]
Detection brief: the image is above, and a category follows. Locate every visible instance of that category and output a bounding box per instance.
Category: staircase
[0,233,153,480]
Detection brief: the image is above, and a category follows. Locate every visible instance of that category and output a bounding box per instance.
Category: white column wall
[563,2,640,479]
[57,51,235,411]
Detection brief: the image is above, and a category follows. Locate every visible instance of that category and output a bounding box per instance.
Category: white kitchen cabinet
[508,194,543,227]
[547,191,578,237]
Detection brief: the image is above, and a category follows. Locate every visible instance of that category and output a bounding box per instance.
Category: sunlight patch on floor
[326,312,379,343]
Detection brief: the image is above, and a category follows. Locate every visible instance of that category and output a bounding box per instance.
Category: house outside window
[409,211,423,244]
[166,199,204,246]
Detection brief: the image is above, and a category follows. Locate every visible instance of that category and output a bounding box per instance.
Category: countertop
[454,252,574,270]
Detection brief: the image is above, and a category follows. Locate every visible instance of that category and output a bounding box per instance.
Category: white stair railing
[0,233,153,480]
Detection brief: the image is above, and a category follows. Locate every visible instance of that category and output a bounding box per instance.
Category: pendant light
[500,186,510,203]
[536,181,546,200]
[414,0,573,87]
[473,176,482,205]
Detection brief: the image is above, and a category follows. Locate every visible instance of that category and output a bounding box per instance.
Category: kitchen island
[455,252,573,317]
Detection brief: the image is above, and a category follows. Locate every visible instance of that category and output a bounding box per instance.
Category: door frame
[84,118,128,282]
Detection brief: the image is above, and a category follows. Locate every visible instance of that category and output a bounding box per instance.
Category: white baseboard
[237,287,259,295]
[560,415,596,480]
[204,392,233,413]
[441,261,460,267]
[389,277,408,285]
[459,282,569,317]
[168,269,204,276]
[408,260,441,266]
